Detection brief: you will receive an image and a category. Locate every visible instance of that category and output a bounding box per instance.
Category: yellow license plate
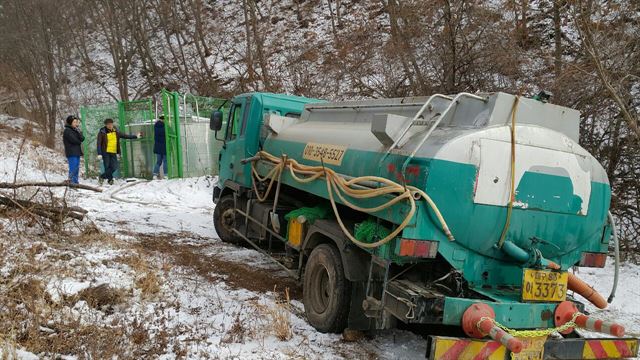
[522,268,568,302]
[512,336,547,360]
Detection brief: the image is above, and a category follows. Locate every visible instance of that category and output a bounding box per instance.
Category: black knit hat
[66,115,78,125]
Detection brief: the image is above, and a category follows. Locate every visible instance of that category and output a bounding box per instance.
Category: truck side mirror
[210,111,223,131]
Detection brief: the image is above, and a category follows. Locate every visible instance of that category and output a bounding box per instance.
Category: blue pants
[153,153,168,176]
[67,156,80,184]
[101,153,118,181]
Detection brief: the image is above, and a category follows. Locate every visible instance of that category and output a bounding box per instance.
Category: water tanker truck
[209,92,639,359]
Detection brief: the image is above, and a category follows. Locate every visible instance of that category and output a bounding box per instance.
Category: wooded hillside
[0,0,638,258]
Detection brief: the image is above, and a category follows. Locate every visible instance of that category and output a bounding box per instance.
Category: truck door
[218,97,250,185]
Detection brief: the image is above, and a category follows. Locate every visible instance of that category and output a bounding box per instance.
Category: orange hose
[567,273,607,309]
[548,261,607,309]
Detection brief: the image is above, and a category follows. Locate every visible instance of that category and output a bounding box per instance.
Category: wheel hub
[221,208,235,231]
[311,264,331,314]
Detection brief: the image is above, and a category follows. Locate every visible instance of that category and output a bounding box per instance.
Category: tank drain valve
[461,303,523,353]
[241,155,261,165]
[554,301,625,337]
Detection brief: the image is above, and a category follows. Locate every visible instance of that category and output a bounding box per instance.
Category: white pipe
[183,94,189,173]
[607,211,620,303]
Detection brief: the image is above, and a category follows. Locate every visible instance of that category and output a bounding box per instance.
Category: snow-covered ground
[575,261,640,339]
[0,123,639,359]
[0,126,426,359]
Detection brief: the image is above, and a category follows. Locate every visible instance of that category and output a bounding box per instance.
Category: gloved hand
[117,154,122,161]
[137,132,143,139]
[97,155,103,160]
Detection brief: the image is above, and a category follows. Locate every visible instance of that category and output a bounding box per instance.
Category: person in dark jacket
[62,115,85,184]
[152,115,168,179]
[96,118,142,185]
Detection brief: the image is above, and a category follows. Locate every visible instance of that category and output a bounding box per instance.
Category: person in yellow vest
[96,118,142,185]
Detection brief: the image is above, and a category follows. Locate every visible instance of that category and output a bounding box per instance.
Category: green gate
[79,103,120,178]
[81,91,227,180]
[162,89,183,178]
[118,99,154,178]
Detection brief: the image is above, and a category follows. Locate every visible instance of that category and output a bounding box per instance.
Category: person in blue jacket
[153,115,168,179]
[62,115,84,184]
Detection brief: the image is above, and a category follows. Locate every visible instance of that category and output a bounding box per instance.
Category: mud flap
[347,281,371,330]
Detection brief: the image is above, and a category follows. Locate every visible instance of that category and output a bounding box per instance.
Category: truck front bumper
[427,336,639,360]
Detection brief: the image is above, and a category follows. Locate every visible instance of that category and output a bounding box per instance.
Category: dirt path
[134,233,304,300]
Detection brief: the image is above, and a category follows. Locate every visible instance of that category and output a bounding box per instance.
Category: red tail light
[579,252,607,268]
[397,239,438,258]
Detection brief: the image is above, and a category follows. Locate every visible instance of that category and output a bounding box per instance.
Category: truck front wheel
[213,195,242,245]
[303,244,351,333]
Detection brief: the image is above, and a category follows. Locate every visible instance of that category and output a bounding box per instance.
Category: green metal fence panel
[81,91,227,180]
[162,89,182,179]
[79,103,120,178]
[119,99,155,179]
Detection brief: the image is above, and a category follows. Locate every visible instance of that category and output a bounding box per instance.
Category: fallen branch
[0,182,102,192]
[0,196,87,221]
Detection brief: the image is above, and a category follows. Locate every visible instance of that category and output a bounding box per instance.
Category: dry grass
[70,224,120,246]
[0,339,19,360]
[5,279,51,322]
[74,284,127,310]
[267,287,292,341]
[130,319,149,345]
[136,271,161,298]
[116,251,163,298]
[115,252,148,273]
[219,288,293,346]
[254,287,293,341]
[115,250,166,299]
[0,222,308,358]
[1,280,126,358]
[221,311,248,344]
[0,225,174,358]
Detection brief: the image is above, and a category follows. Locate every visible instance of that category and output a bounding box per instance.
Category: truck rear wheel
[213,195,242,245]
[303,244,351,333]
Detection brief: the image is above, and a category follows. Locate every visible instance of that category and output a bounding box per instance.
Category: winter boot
[108,179,114,185]
[98,177,104,186]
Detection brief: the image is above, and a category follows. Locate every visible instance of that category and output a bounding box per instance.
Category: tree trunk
[553,0,562,79]
[242,0,255,87]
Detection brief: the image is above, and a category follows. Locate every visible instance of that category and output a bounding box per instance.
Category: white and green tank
[259,92,610,299]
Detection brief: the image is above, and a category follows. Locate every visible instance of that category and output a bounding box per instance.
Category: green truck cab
[212,92,324,195]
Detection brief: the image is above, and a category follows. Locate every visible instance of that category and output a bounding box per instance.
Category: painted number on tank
[303,143,347,166]
[522,268,568,302]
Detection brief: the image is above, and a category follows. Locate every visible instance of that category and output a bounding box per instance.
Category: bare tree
[573,1,640,142]
[0,0,72,147]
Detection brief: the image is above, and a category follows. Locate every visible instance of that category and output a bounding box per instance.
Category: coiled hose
[250,151,454,249]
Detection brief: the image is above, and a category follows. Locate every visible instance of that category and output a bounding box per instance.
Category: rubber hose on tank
[607,211,620,304]
[566,273,608,309]
[546,260,608,309]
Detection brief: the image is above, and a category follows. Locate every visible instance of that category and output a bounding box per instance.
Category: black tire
[213,195,242,245]
[303,244,351,333]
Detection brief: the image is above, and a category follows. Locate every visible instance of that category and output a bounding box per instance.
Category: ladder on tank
[378,92,488,177]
